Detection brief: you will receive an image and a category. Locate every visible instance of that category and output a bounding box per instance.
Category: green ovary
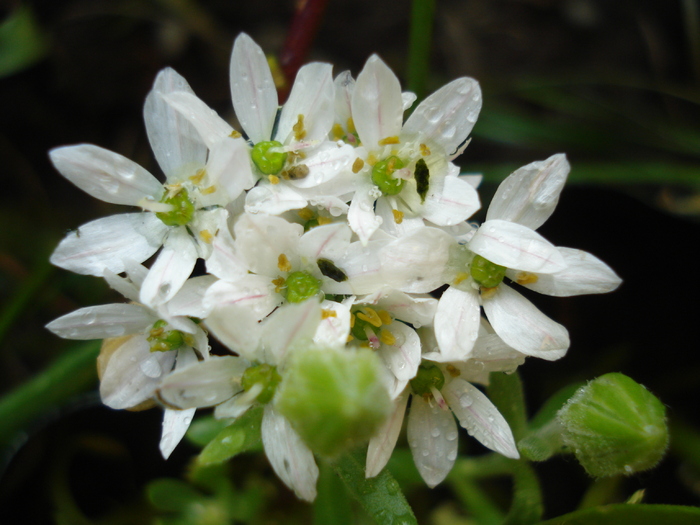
[148,320,185,352]
[410,362,445,396]
[371,156,406,195]
[156,188,195,226]
[251,141,287,174]
[285,271,321,303]
[241,364,282,404]
[470,254,507,288]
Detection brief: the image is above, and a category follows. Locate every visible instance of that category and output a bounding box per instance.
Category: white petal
[378,321,421,381]
[262,406,319,502]
[333,70,354,128]
[164,275,218,319]
[347,182,382,245]
[401,91,417,111]
[314,300,351,348]
[375,196,425,238]
[275,62,334,144]
[351,55,404,150]
[407,394,459,487]
[214,391,256,419]
[297,222,352,262]
[482,283,569,360]
[358,287,437,328]
[100,336,176,409]
[205,305,263,359]
[507,247,622,297]
[204,275,278,320]
[422,175,481,226]
[140,228,198,306]
[50,213,167,276]
[245,183,308,215]
[230,33,278,143]
[434,287,480,362]
[103,269,141,303]
[162,91,234,149]
[287,142,355,190]
[339,238,387,295]
[442,378,519,459]
[366,389,409,478]
[261,301,321,366]
[47,303,155,340]
[158,355,248,408]
[379,227,453,293]
[50,144,162,205]
[205,225,249,282]
[205,137,257,203]
[233,213,303,277]
[403,77,481,158]
[486,154,569,230]
[160,347,199,459]
[469,219,567,274]
[144,68,208,180]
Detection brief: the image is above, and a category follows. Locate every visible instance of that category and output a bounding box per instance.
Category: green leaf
[487,371,528,441]
[536,504,700,525]
[0,5,49,78]
[196,407,263,466]
[314,461,353,525]
[186,414,232,448]
[147,478,203,512]
[333,450,417,525]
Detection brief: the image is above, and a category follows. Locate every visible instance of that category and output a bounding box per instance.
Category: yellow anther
[357,307,382,328]
[267,55,287,90]
[367,153,378,166]
[420,143,431,156]
[480,286,498,299]
[165,183,183,198]
[332,123,345,141]
[378,136,400,145]
[317,216,333,225]
[378,310,392,325]
[379,328,396,346]
[446,364,461,378]
[268,174,280,184]
[346,117,356,134]
[199,230,213,244]
[149,327,164,338]
[321,309,337,319]
[352,157,365,173]
[230,130,242,139]
[201,185,217,195]
[347,334,354,343]
[293,114,307,141]
[516,272,539,285]
[392,209,404,224]
[272,277,286,293]
[286,164,310,180]
[189,169,206,185]
[453,272,469,285]
[298,208,315,220]
[349,314,356,328]
[277,253,292,272]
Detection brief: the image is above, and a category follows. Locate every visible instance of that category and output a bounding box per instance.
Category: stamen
[445,364,461,378]
[317,216,332,225]
[379,328,396,346]
[392,209,404,224]
[430,386,449,410]
[365,327,380,349]
[377,310,392,325]
[420,143,431,156]
[201,185,217,195]
[516,271,539,285]
[332,123,345,141]
[293,114,307,141]
[230,130,242,139]
[272,277,286,293]
[378,136,400,146]
[352,157,365,173]
[346,117,356,134]
[321,309,337,319]
[189,169,206,185]
[199,230,213,243]
[453,272,469,285]
[268,174,280,184]
[480,286,498,299]
[278,253,292,272]
[357,307,382,327]
[298,208,315,220]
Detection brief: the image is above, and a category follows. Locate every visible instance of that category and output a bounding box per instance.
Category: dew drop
[459,393,473,407]
[431,428,441,438]
[446,430,458,441]
[421,449,430,457]
[447,450,458,461]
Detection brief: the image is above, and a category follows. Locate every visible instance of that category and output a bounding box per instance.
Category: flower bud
[275,345,391,458]
[557,373,668,477]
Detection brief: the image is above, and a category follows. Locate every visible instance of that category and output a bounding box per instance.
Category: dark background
[1,0,699,522]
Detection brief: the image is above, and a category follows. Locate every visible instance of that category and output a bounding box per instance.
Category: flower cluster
[46,33,621,501]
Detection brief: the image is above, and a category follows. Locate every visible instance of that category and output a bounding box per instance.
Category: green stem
[407,0,436,100]
[501,460,543,525]
[577,476,624,509]
[449,476,504,525]
[0,341,100,448]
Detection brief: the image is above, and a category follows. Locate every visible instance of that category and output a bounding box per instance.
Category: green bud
[241,364,282,405]
[148,320,185,352]
[251,140,287,175]
[275,345,392,458]
[410,362,445,396]
[470,254,507,288]
[557,373,669,477]
[371,156,405,195]
[285,271,321,303]
[156,188,195,226]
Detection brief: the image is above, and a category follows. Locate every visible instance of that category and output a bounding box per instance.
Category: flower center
[350,306,394,349]
[251,140,288,175]
[241,363,282,404]
[155,187,195,226]
[147,320,186,352]
[410,362,445,397]
[371,156,406,195]
[470,254,507,289]
[285,271,321,303]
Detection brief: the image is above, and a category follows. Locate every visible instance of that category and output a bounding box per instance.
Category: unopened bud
[557,373,668,477]
[275,345,391,458]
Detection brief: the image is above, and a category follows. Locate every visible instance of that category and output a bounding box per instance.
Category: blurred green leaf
[0,4,49,78]
[147,478,203,512]
[333,450,417,525]
[314,460,353,525]
[196,407,263,467]
[536,504,700,524]
[186,414,232,448]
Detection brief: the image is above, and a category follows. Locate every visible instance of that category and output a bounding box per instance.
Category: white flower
[345,55,482,244]
[158,301,324,501]
[50,68,241,305]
